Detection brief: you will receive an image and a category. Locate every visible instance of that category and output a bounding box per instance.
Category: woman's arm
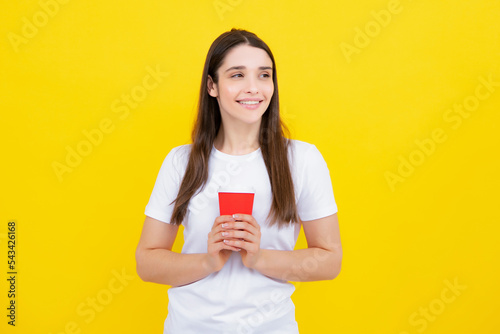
[135,216,211,286]
[223,213,342,281]
[258,213,342,281]
[135,215,240,287]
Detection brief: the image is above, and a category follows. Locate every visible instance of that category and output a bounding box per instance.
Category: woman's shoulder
[169,143,192,156]
[163,143,192,168]
[287,138,318,156]
[287,139,327,171]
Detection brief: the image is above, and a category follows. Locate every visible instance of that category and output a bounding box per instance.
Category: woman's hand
[221,214,262,269]
[205,215,241,272]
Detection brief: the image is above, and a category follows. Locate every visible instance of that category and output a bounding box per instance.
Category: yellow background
[1,0,499,333]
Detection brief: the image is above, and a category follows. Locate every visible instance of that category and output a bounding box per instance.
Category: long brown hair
[169,28,299,228]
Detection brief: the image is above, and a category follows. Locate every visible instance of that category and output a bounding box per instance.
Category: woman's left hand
[221,213,261,269]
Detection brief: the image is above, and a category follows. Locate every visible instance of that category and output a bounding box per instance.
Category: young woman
[136,28,342,333]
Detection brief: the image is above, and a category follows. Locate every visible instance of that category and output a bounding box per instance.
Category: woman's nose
[244,77,259,94]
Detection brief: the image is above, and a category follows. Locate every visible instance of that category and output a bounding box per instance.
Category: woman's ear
[207,75,218,97]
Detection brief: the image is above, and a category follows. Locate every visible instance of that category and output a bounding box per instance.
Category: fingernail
[222,232,228,237]
[221,223,227,228]
[223,239,229,243]
[232,214,239,219]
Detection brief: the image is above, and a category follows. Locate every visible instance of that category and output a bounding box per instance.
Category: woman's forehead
[220,44,273,70]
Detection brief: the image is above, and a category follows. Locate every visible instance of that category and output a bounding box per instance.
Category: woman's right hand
[205,215,241,272]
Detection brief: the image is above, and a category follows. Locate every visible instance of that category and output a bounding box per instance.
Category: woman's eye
[231,73,271,78]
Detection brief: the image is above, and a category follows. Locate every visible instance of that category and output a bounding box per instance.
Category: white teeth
[238,100,260,105]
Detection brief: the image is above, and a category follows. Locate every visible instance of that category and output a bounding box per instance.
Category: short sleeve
[144,146,184,224]
[296,145,338,221]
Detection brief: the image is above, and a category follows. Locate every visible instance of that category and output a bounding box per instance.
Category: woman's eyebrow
[224,65,273,72]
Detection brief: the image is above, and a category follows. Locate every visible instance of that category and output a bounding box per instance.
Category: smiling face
[207,44,274,127]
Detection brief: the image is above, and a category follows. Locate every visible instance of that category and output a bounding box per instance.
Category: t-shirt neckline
[212,144,261,161]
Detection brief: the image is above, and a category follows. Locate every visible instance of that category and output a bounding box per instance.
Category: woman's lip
[237,100,263,102]
[236,100,263,110]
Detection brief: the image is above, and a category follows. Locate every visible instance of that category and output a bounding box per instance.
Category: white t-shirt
[145,139,338,334]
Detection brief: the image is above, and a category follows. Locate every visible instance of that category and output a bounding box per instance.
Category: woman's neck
[214,123,260,155]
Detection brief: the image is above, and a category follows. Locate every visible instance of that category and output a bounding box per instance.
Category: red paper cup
[218,186,255,216]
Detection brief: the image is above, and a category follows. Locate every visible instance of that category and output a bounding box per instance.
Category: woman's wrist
[249,249,267,272]
[201,253,221,274]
